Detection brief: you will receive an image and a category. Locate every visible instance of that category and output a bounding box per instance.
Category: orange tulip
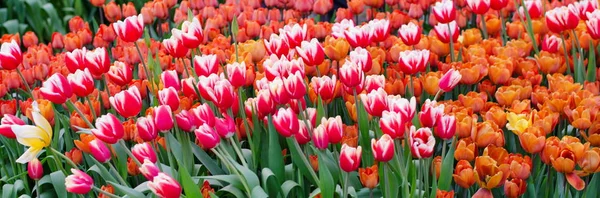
[536,51,566,74]
[455,110,477,138]
[495,86,519,106]
[564,106,596,130]
[63,33,82,52]
[507,154,532,180]
[429,36,450,57]
[22,31,38,48]
[432,156,442,179]
[474,155,509,189]
[577,148,600,175]
[74,134,96,153]
[453,160,475,188]
[473,121,504,148]
[461,29,483,47]
[482,145,509,163]
[341,124,359,147]
[309,155,319,172]
[98,185,114,198]
[324,36,350,61]
[456,62,488,85]
[436,189,454,198]
[313,0,333,15]
[359,165,379,189]
[421,71,442,95]
[454,138,477,161]
[483,106,507,128]
[127,157,140,175]
[458,92,487,113]
[65,148,83,165]
[122,2,137,17]
[348,0,365,15]
[103,2,122,23]
[504,178,526,198]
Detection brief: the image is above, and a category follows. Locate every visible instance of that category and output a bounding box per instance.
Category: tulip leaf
[177,162,203,198]
[133,181,150,193]
[111,141,130,178]
[281,180,301,198]
[231,17,239,40]
[49,171,67,198]
[219,184,247,198]
[199,175,244,190]
[165,133,184,167]
[261,168,283,197]
[318,150,335,198]
[437,138,456,191]
[356,98,373,166]
[191,141,225,175]
[88,162,117,184]
[285,138,319,185]
[229,158,260,189]
[2,183,14,198]
[107,181,145,198]
[574,48,585,84]
[266,115,285,184]
[585,173,600,198]
[588,41,597,82]
[315,96,325,126]
[251,186,269,198]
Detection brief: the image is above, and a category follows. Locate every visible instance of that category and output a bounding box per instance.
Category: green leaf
[88,162,117,184]
[219,184,247,198]
[231,17,239,41]
[318,150,335,198]
[50,171,67,198]
[438,138,456,191]
[315,97,325,126]
[261,168,283,198]
[42,3,65,34]
[191,143,225,175]
[2,183,14,198]
[165,133,184,166]
[251,186,269,198]
[574,48,585,84]
[355,98,373,166]
[588,41,597,82]
[266,115,285,184]
[177,163,203,198]
[281,180,301,198]
[229,159,260,189]
[111,141,129,178]
[199,175,243,190]
[585,173,600,198]
[107,181,145,198]
[2,19,20,36]
[285,138,318,184]
[134,181,150,193]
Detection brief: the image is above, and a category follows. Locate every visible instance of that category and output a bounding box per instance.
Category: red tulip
[398,49,430,75]
[284,71,307,100]
[490,0,508,10]
[364,75,385,93]
[148,173,182,198]
[519,0,543,19]
[27,158,43,180]
[264,34,290,57]
[280,23,307,48]
[158,87,180,111]
[349,47,373,72]
[433,21,460,43]
[139,159,160,181]
[296,121,312,144]
[0,114,24,139]
[340,144,362,172]
[163,35,189,58]
[107,61,133,86]
[332,19,355,39]
[65,48,87,73]
[438,68,462,92]
[40,73,73,104]
[586,10,600,39]
[546,5,580,33]
[409,126,435,158]
[380,111,405,139]
[89,139,111,163]
[344,26,371,48]
[273,107,299,137]
[296,38,325,66]
[215,113,235,138]
[339,61,364,89]
[263,55,287,81]
[172,17,203,49]
[372,134,395,162]
[113,14,145,42]
[322,116,343,144]
[154,105,174,132]
[226,62,247,87]
[432,0,456,23]
[0,40,22,70]
[466,0,490,15]
[195,123,220,149]
[192,103,215,127]
[194,54,219,77]
[132,142,157,163]
[68,68,95,97]
[388,96,417,122]
[269,77,290,105]
[137,116,157,141]
[175,110,197,132]
[574,0,597,20]
[435,115,456,140]
[65,169,93,194]
[369,19,390,42]
[419,99,445,128]
[110,86,142,118]
[214,80,236,109]
[312,125,329,149]
[360,88,389,117]
[181,77,198,98]
[93,113,124,144]
[85,47,110,76]
[256,89,276,116]
[399,22,422,46]
[311,75,337,101]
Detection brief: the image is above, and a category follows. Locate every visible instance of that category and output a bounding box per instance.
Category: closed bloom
[542,35,562,53]
[399,22,422,46]
[344,26,372,48]
[0,40,22,70]
[27,158,43,180]
[107,61,133,86]
[409,126,436,158]
[322,116,343,144]
[311,75,338,101]
[212,80,235,109]
[65,48,87,73]
[369,19,390,42]
[273,107,299,137]
[153,105,174,132]
[296,38,325,66]
[364,75,385,93]
[490,0,508,10]
[215,113,235,138]
[280,23,307,48]
[132,142,158,163]
[432,0,456,23]
[148,173,182,198]
[466,0,490,15]
[371,134,395,162]
[110,86,142,118]
[380,111,405,139]
[359,165,379,189]
[195,123,220,149]
[349,47,373,72]
[137,116,157,141]
[226,62,247,87]
[312,125,329,149]
[172,17,203,49]
[139,159,160,181]
[520,0,543,19]
[339,61,364,88]
[340,144,362,172]
[399,49,430,75]
[40,73,73,104]
[439,68,462,92]
[388,96,417,122]
[175,110,197,132]
[113,14,145,42]
[65,169,93,194]
[284,71,307,100]
[93,113,124,144]
[586,10,600,39]
[85,47,110,76]
[264,34,290,57]
[158,87,180,111]
[68,68,95,97]
[545,5,580,33]
[360,88,388,117]
[0,114,25,139]
[435,115,457,140]
[453,160,476,188]
[194,54,219,77]
[433,21,460,43]
[419,99,445,128]
[89,139,111,163]
[163,35,189,58]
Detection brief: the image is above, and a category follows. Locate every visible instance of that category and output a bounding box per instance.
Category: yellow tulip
[12,101,52,163]
[505,112,530,135]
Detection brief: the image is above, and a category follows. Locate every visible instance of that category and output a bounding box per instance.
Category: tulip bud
[192,103,216,127]
[256,89,275,116]
[340,144,362,172]
[195,124,220,149]
[137,116,157,141]
[273,107,300,137]
[65,48,87,73]
[110,86,142,118]
[215,113,235,138]
[435,115,457,140]
[371,134,394,162]
[113,14,145,42]
[226,62,247,87]
[163,35,189,58]
[0,114,25,139]
[296,38,325,66]
[339,61,364,89]
[380,111,405,139]
[40,73,73,104]
[107,61,133,86]
[153,105,174,132]
[409,126,436,158]
[65,169,94,194]
[139,159,160,181]
[85,47,110,76]
[399,22,422,46]
[194,54,219,77]
[312,125,329,149]
[89,139,112,163]
[148,173,182,198]
[27,158,43,180]
[419,99,445,128]
[296,121,312,144]
[175,110,197,132]
[161,70,180,91]
[158,87,180,111]
[68,68,95,97]
[438,68,462,92]
[322,116,343,144]
[432,0,456,23]
[349,47,372,72]
[132,142,158,163]
[93,113,125,144]
[360,88,389,117]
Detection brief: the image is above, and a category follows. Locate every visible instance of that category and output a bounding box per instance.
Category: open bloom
[65,169,93,194]
[148,173,182,198]
[372,134,395,162]
[113,14,145,42]
[340,144,362,172]
[296,38,325,66]
[0,114,24,139]
[11,102,52,163]
[398,22,421,46]
[0,40,22,70]
[409,126,436,158]
[432,0,456,23]
[398,50,429,75]
[40,73,73,104]
[107,61,133,86]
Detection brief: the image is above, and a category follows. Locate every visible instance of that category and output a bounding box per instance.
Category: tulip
[438,68,462,92]
[175,110,197,132]
[215,113,235,138]
[172,18,203,49]
[409,126,435,158]
[506,112,530,135]
[161,70,181,92]
[27,158,43,180]
[107,61,133,86]
[370,19,390,42]
[88,139,111,163]
[255,89,276,116]
[372,134,395,162]
[311,75,337,101]
[520,0,543,19]
[280,23,307,48]
[296,39,325,66]
[272,107,299,137]
[541,35,562,53]
[312,125,329,149]
[360,88,388,117]
[586,10,600,39]
[489,0,508,10]
[153,105,174,132]
[268,77,290,105]
[148,173,182,198]
[433,21,460,43]
[398,49,430,75]
[436,115,457,140]
[322,116,343,144]
[110,86,142,118]
[399,22,422,46]
[296,121,312,144]
[85,47,110,76]
[163,35,189,58]
[65,169,93,194]
[68,68,95,97]
[137,116,157,141]
[93,113,124,144]
[113,14,145,42]
[453,160,476,188]
[340,144,362,172]
[466,0,490,15]
[349,47,373,72]
[0,40,22,70]
[344,26,371,48]
[197,74,219,101]
[195,123,220,149]
[158,87,180,111]
[0,114,25,139]
[284,71,307,100]
[65,48,87,73]
[264,34,290,57]
[139,159,160,181]
[359,165,379,189]
[380,111,405,139]
[132,142,157,163]
[313,0,333,15]
[419,99,445,128]
[546,6,580,33]
[432,0,456,23]
[226,62,247,87]
[388,96,417,122]
[364,75,385,93]
[40,73,73,104]
[339,61,364,89]
[193,54,219,77]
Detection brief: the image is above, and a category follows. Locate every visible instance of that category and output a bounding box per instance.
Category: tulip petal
[565,172,586,191]
[32,105,52,139]
[16,147,42,164]
[472,188,493,198]
[11,125,49,147]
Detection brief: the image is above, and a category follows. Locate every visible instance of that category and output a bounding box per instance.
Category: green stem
[85,96,97,120]
[49,147,78,169]
[500,14,507,46]
[480,14,488,39]
[107,162,129,187]
[237,87,255,168]
[16,69,34,100]
[342,171,349,198]
[65,100,94,129]
[228,137,248,167]
[134,42,154,91]
[92,186,120,198]
[181,57,202,99]
[118,140,142,167]
[560,34,572,75]
[519,0,540,55]
[447,23,455,62]
[35,180,40,196]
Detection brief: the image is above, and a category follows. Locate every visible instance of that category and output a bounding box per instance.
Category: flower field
[1,0,600,197]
